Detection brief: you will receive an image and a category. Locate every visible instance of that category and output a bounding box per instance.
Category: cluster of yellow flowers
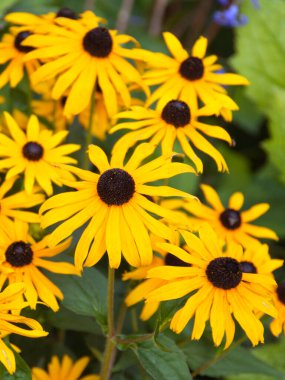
[0,6,283,379]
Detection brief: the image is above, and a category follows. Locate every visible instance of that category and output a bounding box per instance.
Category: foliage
[0,0,284,379]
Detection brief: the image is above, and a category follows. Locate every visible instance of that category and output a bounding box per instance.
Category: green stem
[83,91,95,169]
[116,301,127,335]
[100,267,116,380]
[9,87,14,114]
[116,334,153,345]
[191,336,246,378]
[25,73,33,116]
[107,267,115,335]
[131,308,138,333]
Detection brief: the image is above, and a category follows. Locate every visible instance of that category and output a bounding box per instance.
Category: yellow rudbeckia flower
[270,282,285,337]
[124,202,195,320]
[183,184,278,247]
[5,8,105,33]
[80,87,143,140]
[0,176,44,230]
[233,243,283,278]
[0,220,77,311]
[32,94,70,131]
[32,355,99,380]
[32,81,142,138]
[0,282,48,374]
[79,90,113,140]
[0,112,80,195]
[111,98,231,173]
[140,32,248,120]
[0,26,39,89]
[124,226,183,321]
[23,14,147,117]
[40,143,195,269]
[146,225,277,348]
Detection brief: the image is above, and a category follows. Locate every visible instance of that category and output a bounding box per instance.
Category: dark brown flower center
[22,142,44,161]
[240,261,257,274]
[97,168,135,206]
[165,253,191,267]
[56,7,78,19]
[179,57,204,81]
[5,241,33,267]
[220,208,242,230]
[277,282,285,305]
[206,257,242,289]
[161,100,191,127]
[83,27,113,58]
[60,96,67,107]
[14,31,34,53]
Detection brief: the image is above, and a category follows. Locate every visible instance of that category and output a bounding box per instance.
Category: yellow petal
[163,32,188,62]
[192,36,208,59]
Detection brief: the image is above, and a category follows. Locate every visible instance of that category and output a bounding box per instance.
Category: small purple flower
[217,0,259,6]
[213,4,248,27]
[251,0,259,8]
[217,0,230,5]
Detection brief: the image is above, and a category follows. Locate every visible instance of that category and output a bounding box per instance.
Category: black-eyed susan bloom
[0,282,48,374]
[0,220,77,311]
[146,225,277,348]
[23,14,147,117]
[79,90,111,140]
[124,224,193,321]
[111,98,231,173]
[5,10,72,32]
[40,143,196,269]
[32,94,71,132]
[233,243,283,278]
[32,355,99,380]
[0,176,44,231]
[141,33,248,120]
[80,88,143,140]
[0,112,80,195]
[0,26,39,89]
[5,8,104,33]
[32,83,140,138]
[124,255,166,321]
[270,282,285,337]
[183,184,278,248]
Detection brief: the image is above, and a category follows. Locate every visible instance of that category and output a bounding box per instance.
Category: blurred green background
[1,0,285,379]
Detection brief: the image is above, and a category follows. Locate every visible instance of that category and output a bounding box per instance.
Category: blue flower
[217,0,230,5]
[251,0,259,8]
[213,4,248,27]
[216,0,259,10]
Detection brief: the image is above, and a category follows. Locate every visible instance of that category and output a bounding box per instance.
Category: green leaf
[226,337,285,380]
[232,0,285,111]
[182,339,282,378]
[0,351,31,380]
[9,0,56,13]
[47,305,101,335]
[232,88,264,135]
[112,350,137,372]
[263,89,285,184]
[131,334,192,380]
[155,297,188,333]
[216,146,251,199]
[231,0,285,183]
[0,0,19,16]
[50,267,107,331]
